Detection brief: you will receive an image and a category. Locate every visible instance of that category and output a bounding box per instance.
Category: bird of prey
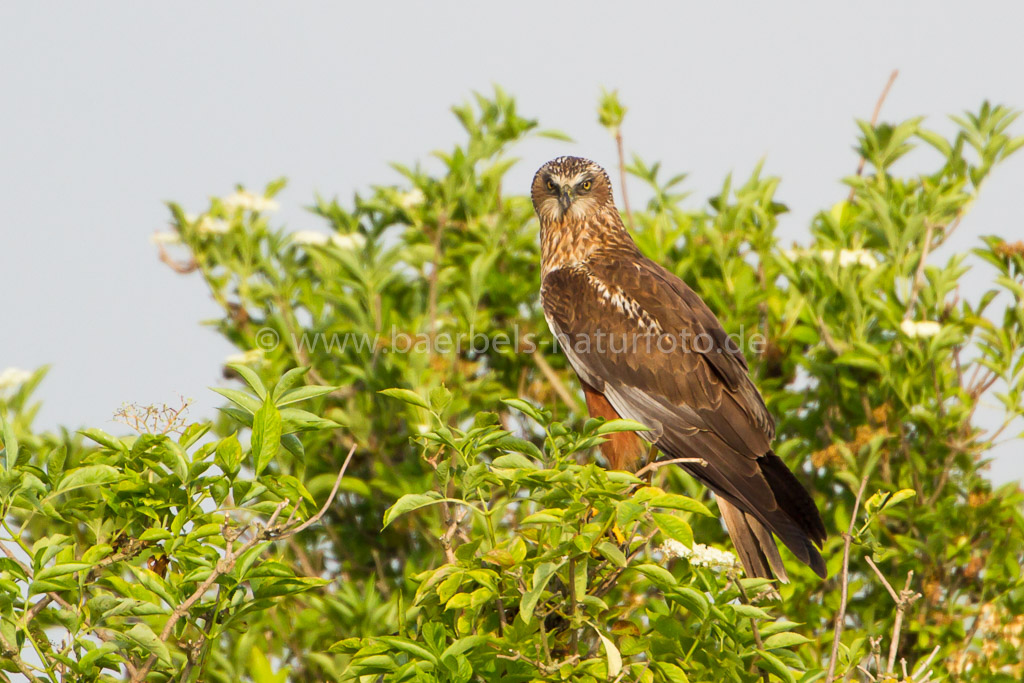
[532,156,826,581]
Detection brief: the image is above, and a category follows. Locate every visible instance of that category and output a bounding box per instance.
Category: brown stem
[847,70,899,202]
[733,577,769,682]
[532,350,578,413]
[635,456,707,480]
[903,221,936,321]
[864,557,920,674]
[825,472,871,682]
[615,129,633,231]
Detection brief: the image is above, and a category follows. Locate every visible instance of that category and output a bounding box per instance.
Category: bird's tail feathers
[719,497,789,583]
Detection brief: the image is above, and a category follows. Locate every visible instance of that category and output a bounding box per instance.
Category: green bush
[1,89,1022,681]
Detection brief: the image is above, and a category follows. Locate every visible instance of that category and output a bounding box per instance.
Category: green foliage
[2,89,1023,681]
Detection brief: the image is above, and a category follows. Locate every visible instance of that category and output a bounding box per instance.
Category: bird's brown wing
[541,254,826,578]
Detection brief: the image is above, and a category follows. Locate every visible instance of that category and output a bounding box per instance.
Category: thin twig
[826,472,871,682]
[532,350,578,412]
[156,240,198,274]
[615,128,633,231]
[276,444,357,541]
[912,645,941,680]
[635,456,707,479]
[903,221,936,321]
[0,626,39,679]
[426,211,446,354]
[733,577,769,683]
[863,557,920,675]
[847,70,899,202]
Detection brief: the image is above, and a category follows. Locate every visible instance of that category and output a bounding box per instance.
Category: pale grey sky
[2,2,1022,480]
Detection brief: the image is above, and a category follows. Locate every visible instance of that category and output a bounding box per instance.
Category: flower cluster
[290,231,367,249]
[900,319,942,338]
[222,190,280,213]
[0,367,32,392]
[782,248,879,269]
[661,540,738,572]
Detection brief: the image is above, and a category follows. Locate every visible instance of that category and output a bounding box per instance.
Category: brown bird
[532,156,826,581]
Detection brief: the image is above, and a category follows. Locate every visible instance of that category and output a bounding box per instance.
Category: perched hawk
[532,156,826,581]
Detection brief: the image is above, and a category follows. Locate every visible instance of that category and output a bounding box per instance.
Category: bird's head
[531,156,614,225]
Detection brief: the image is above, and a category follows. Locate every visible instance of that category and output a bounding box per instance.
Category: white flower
[330,232,366,250]
[900,319,942,339]
[661,540,738,572]
[785,248,878,269]
[222,190,279,213]
[290,230,330,246]
[196,216,231,235]
[398,188,425,210]
[0,368,33,391]
[150,231,182,245]
[224,349,264,365]
[837,249,879,269]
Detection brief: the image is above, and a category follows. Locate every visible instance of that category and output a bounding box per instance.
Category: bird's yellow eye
[546,180,556,192]
[581,180,592,192]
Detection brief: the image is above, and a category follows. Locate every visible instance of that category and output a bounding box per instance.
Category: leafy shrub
[1,89,1022,681]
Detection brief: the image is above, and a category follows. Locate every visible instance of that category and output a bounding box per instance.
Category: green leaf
[655,662,690,683]
[275,384,337,407]
[520,561,562,623]
[210,387,263,414]
[652,512,694,547]
[732,603,771,620]
[633,563,677,587]
[762,632,812,650]
[591,624,622,677]
[595,418,650,435]
[78,429,128,453]
[123,623,173,667]
[500,398,545,423]
[378,388,430,410]
[227,363,268,400]
[596,541,627,568]
[647,494,713,517]
[0,409,17,471]
[273,366,311,401]
[52,465,122,498]
[372,636,439,665]
[216,433,243,476]
[139,528,173,542]
[382,493,473,528]
[35,562,92,582]
[755,648,797,683]
[491,453,536,470]
[440,635,489,660]
[251,399,282,477]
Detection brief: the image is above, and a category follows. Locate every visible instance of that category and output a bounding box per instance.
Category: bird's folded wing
[541,255,775,457]
[541,253,827,577]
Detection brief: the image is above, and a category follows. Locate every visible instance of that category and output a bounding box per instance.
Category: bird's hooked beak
[558,187,574,212]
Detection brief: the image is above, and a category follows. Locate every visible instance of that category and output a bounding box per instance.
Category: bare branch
[826,471,871,682]
[276,443,356,540]
[847,69,899,202]
[615,128,633,231]
[156,240,198,274]
[635,456,707,480]
[0,626,41,680]
[532,350,578,413]
[864,557,921,675]
[903,221,936,321]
